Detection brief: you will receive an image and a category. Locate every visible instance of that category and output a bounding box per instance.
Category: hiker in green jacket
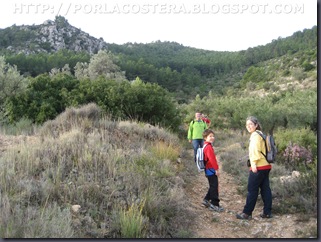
[187,112,208,162]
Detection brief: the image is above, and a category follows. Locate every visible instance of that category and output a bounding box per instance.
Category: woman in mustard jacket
[236,116,273,220]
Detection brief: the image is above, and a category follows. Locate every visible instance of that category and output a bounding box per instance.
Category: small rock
[71,204,81,213]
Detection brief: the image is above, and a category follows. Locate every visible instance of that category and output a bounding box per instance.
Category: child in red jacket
[201,129,224,212]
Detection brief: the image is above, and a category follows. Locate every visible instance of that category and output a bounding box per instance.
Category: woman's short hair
[246,116,262,130]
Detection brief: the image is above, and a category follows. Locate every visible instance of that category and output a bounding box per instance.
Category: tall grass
[0,103,195,238]
[118,199,146,238]
[0,117,37,135]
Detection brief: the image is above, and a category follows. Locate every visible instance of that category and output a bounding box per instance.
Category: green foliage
[275,125,317,167]
[302,61,315,71]
[0,23,317,133]
[6,72,181,131]
[6,73,79,123]
[184,88,316,134]
[0,25,317,101]
[55,16,69,28]
[125,77,181,129]
[246,81,256,90]
[0,25,36,48]
[273,90,317,131]
[292,68,307,81]
[241,66,266,88]
[0,117,35,135]
[150,141,180,162]
[5,50,90,77]
[0,56,28,121]
[70,77,181,130]
[86,50,126,81]
[117,200,146,238]
[274,127,316,153]
[108,26,316,99]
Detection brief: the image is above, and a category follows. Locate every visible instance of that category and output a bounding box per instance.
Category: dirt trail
[185,154,317,238]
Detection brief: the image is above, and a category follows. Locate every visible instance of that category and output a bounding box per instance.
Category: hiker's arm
[249,134,262,172]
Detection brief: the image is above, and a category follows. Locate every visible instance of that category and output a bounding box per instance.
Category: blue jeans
[243,169,272,216]
[192,139,204,162]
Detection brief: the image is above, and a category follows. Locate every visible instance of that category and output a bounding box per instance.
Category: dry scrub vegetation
[0,103,195,238]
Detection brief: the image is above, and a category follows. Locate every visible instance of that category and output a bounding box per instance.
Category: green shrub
[292,68,307,81]
[302,61,314,71]
[0,117,36,135]
[118,200,146,238]
[282,69,291,76]
[280,128,316,153]
[270,84,280,92]
[263,82,272,91]
[274,127,317,167]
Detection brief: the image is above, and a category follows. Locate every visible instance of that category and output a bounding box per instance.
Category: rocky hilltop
[1,16,107,55]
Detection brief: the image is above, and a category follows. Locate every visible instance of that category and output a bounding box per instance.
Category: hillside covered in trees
[0,16,317,102]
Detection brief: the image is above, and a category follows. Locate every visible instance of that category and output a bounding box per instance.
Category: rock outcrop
[1,16,107,55]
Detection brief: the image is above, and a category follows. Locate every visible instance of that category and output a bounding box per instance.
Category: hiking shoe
[260,213,273,218]
[209,204,224,212]
[236,212,252,220]
[202,199,211,207]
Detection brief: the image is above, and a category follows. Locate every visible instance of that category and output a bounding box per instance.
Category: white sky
[0,0,317,51]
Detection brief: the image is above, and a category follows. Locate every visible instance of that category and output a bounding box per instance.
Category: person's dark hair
[203,129,214,139]
[246,116,262,130]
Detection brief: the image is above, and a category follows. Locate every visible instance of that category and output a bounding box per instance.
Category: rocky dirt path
[185,154,317,238]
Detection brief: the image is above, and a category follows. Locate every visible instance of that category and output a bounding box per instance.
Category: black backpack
[256,131,277,163]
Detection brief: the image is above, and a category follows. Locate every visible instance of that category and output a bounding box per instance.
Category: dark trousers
[204,174,220,206]
[243,169,272,216]
[192,139,204,162]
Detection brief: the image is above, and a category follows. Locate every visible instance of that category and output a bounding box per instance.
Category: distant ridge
[0,16,108,55]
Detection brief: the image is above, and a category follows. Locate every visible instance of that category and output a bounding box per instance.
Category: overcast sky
[0,0,317,51]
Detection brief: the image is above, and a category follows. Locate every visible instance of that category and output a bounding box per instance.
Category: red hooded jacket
[203,141,219,176]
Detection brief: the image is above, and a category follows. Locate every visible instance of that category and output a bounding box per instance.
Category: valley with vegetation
[0,16,317,238]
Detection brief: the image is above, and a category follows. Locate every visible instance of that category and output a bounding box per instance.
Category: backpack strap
[191,119,206,129]
[202,143,209,164]
[256,131,267,159]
